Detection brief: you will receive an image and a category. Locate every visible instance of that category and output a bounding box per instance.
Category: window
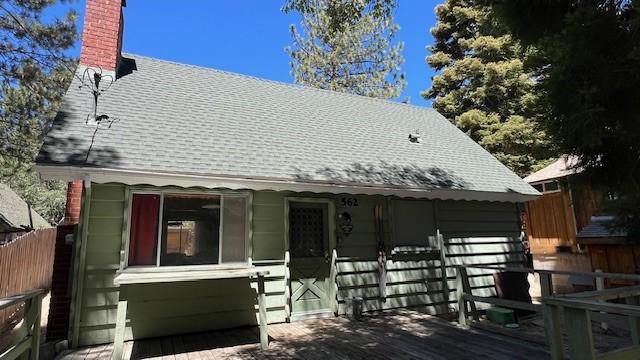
[289,203,328,258]
[127,191,248,267]
[533,180,561,193]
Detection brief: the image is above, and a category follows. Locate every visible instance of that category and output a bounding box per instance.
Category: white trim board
[35,165,539,203]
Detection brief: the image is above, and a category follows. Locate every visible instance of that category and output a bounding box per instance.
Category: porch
[57,311,549,360]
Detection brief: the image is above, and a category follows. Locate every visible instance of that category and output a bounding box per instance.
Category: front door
[288,201,333,320]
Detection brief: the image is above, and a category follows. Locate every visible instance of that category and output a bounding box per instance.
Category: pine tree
[489,0,640,232]
[284,0,405,99]
[0,0,77,224]
[423,0,553,177]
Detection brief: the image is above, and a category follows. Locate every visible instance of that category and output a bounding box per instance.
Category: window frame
[532,180,562,194]
[121,187,252,271]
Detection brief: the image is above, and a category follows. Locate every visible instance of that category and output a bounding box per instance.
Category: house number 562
[341,197,359,207]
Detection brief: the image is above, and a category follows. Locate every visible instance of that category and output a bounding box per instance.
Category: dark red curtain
[128,194,160,266]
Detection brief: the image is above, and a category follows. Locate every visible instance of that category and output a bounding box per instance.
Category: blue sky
[50,1,439,106]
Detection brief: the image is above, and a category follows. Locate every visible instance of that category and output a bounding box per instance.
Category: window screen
[289,203,327,258]
[221,196,247,263]
[392,200,436,247]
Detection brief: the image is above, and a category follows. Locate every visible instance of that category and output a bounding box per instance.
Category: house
[34,0,539,353]
[0,183,50,243]
[523,156,600,254]
[522,156,640,290]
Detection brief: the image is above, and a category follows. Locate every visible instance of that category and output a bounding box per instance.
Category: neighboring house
[523,156,600,254]
[575,215,640,287]
[523,156,640,288]
[0,183,50,244]
[35,0,539,348]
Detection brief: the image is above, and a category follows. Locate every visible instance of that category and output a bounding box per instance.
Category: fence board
[0,228,56,332]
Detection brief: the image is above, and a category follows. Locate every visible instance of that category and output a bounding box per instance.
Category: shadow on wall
[292,161,469,189]
[36,110,122,167]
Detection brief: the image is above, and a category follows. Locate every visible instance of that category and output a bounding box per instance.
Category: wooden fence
[0,228,56,333]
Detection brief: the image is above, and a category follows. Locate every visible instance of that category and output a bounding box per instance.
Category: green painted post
[626,296,640,345]
[458,266,478,321]
[564,307,596,360]
[29,294,42,360]
[539,272,553,298]
[257,274,269,350]
[112,288,128,360]
[543,303,564,360]
[456,267,467,327]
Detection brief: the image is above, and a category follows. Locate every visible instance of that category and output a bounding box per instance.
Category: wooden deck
[58,311,550,360]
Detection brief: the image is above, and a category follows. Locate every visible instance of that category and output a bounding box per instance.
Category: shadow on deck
[58,311,550,359]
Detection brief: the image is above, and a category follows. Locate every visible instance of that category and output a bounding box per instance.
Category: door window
[289,203,328,258]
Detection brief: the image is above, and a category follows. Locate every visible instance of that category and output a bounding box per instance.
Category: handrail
[463,265,640,281]
[454,264,640,359]
[0,289,45,360]
[0,289,46,311]
[557,285,640,301]
[545,296,640,318]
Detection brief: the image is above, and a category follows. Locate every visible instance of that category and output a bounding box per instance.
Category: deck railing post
[437,234,450,312]
[543,303,564,360]
[28,294,42,360]
[459,266,478,321]
[539,272,553,299]
[112,288,128,360]
[595,269,609,332]
[257,273,269,350]
[455,267,467,326]
[626,296,640,345]
[564,307,596,360]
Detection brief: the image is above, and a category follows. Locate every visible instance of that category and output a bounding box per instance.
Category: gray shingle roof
[37,54,538,199]
[577,216,628,238]
[0,183,50,230]
[524,156,580,184]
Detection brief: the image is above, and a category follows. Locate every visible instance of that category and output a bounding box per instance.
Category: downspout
[68,178,91,347]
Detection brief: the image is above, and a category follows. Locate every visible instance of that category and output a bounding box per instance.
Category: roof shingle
[37,54,538,199]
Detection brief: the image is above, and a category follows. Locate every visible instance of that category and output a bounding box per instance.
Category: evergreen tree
[0,0,77,224]
[284,0,405,99]
[489,0,640,232]
[423,0,553,177]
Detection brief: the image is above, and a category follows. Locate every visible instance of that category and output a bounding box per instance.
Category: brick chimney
[62,1,125,224]
[62,180,83,225]
[79,0,126,72]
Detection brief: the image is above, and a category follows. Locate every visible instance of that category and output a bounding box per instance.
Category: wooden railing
[0,289,45,360]
[0,228,56,332]
[455,265,640,360]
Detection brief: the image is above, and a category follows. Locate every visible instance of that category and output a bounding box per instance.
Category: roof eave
[35,164,539,203]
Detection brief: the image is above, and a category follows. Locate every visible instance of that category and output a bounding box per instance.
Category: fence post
[543,303,564,360]
[564,307,596,360]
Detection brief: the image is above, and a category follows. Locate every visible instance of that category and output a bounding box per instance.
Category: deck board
[58,311,550,359]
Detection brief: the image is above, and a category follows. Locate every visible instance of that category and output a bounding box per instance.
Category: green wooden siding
[73,185,524,346]
[75,185,287,346]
